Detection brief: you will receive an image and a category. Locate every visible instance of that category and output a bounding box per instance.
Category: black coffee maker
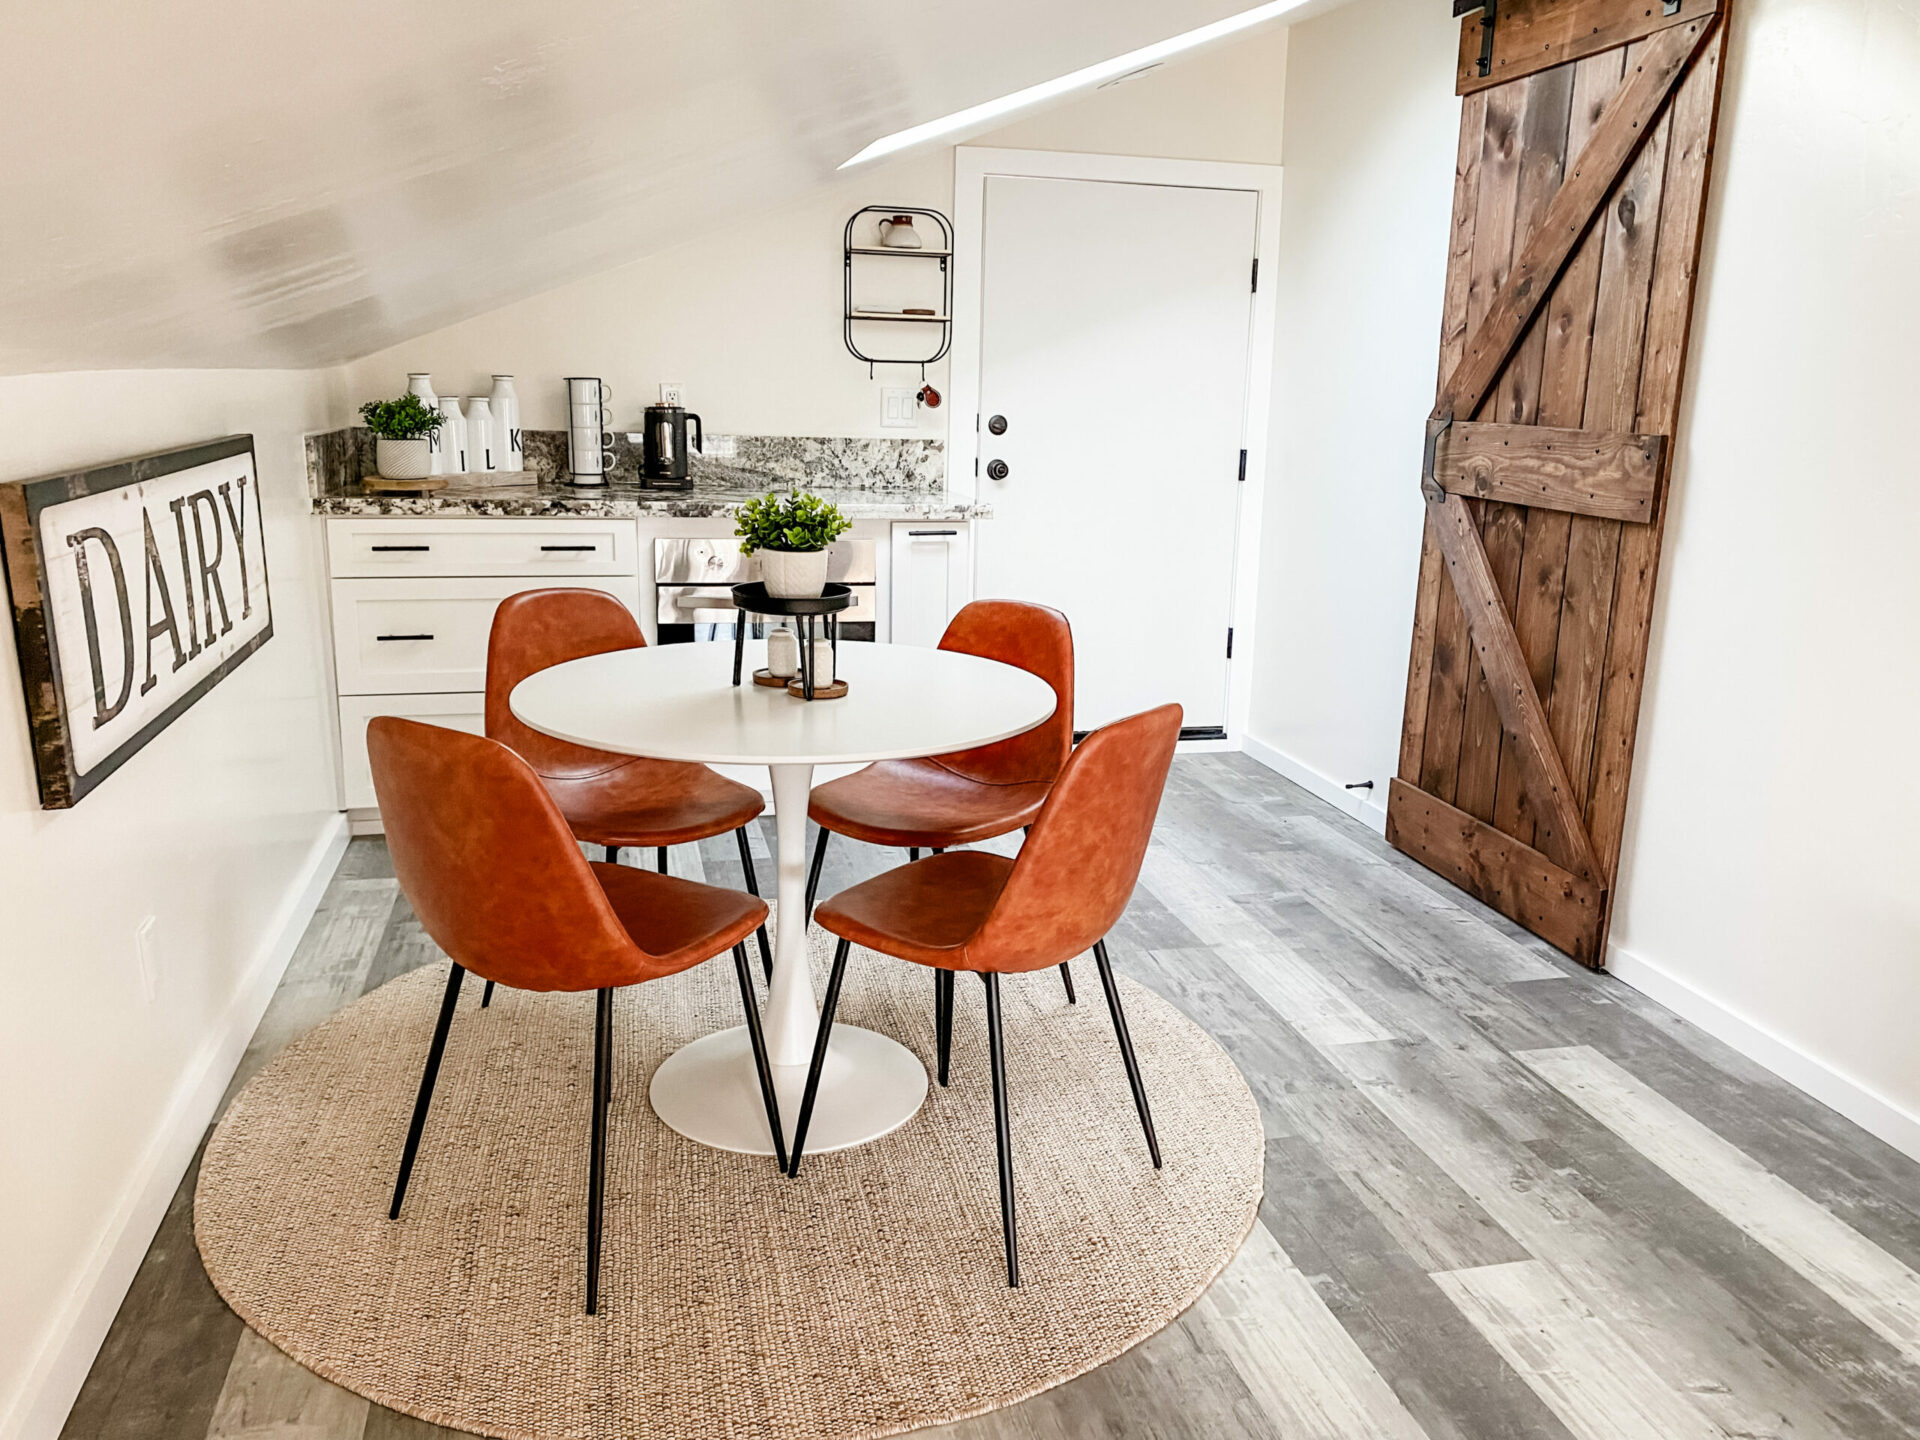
[641,405,702,489]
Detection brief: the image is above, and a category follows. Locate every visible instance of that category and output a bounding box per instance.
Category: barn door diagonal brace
[1434,16,1715,423]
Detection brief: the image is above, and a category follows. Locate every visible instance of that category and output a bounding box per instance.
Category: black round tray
[730,582,854,616]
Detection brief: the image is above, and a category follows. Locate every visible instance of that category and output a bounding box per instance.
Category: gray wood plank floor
[61,754,1920,1439]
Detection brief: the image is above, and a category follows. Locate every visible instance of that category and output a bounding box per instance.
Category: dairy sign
[0,436,272,807]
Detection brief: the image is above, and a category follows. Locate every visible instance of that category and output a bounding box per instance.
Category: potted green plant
[360,394,446,481]
[734,489,853,598]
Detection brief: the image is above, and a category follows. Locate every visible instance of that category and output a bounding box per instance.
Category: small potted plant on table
[735,489,852,597]
[360,393,446,481]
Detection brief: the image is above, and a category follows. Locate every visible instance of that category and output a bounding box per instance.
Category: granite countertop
[309,471,987,520]
[306,429,986,520]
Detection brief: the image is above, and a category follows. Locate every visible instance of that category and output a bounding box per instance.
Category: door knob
[987,414,1008,435]
[986,459,1009,481]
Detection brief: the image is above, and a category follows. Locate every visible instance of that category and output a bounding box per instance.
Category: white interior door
[974,173,1258,733]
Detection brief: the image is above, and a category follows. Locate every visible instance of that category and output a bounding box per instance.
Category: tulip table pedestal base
[648,1023,929,1157]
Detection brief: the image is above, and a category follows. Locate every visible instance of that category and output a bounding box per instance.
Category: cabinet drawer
[337,693,485,810]
[327,518,636,578]
[331,576,639,695]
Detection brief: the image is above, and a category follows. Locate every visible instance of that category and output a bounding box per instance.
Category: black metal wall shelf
[844,205,953,378]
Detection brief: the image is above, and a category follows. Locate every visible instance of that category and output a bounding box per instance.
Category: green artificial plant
[359,393,446,440]
[734,489,853,554]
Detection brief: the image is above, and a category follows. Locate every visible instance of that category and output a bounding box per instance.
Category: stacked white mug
[566,377,614,485]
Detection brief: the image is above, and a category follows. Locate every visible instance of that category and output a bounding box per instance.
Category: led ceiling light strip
[839,0,1306,168]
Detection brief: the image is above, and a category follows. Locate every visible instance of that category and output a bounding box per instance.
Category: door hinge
[1226,627,1235,659]
[1238,449,1248,482]
[1250,257,1259,292]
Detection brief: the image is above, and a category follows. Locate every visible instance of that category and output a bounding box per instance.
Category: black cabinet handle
[375,633,434,642]
[907,529,958,537]
[370,544,430,552]
[540,544,598,552]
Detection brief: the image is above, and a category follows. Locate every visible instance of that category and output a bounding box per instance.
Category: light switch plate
[659,382,685,406]
[881,387,917,428]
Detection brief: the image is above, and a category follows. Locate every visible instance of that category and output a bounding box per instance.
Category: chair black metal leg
[1093,939,1160,1168]
[735,826,774,982]
[936,969,955,1086]
[908,847,920,861]
[984,972,1019,1287]
[605,845,619,865]
[788,937,851,1177]
[655,846,668,874]
[586,986,612,1314]
[391,963,466,1220]
[805,826,831,922]
[1058,962,1076,1004]
[481,979,495,1008]
[731,942,789,1172]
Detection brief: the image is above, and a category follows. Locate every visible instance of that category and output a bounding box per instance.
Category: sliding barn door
[1390,0,1730,966]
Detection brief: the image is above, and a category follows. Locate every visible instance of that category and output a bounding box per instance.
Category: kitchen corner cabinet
[889,521,972,647]
[324,514,973,819]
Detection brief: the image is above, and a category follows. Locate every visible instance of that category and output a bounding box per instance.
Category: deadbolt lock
[987,414,1008,435]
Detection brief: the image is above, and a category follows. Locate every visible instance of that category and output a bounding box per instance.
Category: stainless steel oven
[654,537,877,643]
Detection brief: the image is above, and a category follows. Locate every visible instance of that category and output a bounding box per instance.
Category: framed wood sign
[0,435,272,808]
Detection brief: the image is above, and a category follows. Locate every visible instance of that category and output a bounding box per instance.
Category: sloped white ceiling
[0,0,1257,373]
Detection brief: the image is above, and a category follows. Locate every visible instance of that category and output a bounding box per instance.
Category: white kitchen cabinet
[330,574,638,695]
[889,521,972,647]
[326,517,634,578]
[323,517,642,817]
[336,693,487,809]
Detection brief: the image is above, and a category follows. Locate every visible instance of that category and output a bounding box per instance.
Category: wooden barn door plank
[1400,90,1490,787]
[1457,0,1722,95]
[1491,46,1625,847]
[1587,22,1729,900]
[1454,64,1577,828]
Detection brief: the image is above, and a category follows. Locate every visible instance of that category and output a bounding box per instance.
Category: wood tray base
[752,669,793,688]
[788,678,849,701]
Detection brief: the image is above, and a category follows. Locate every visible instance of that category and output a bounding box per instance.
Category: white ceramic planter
[375,437,433,480]
[759,548,829,598]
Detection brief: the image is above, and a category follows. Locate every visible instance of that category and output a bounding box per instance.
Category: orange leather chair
[369,717,785,1315]
[486,589,772,988]
[803,600,1079,1001]
[793,703,1181,1286]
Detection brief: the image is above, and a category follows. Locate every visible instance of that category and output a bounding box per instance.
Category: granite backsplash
[306,429,943,495]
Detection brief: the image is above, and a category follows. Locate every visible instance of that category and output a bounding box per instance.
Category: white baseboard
[1607,940,1920,1164]
[1239,734,1389,833]
[3,812,351,1440]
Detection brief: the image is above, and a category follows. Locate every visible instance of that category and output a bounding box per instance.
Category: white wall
[0,370,349,1440]
[1246,0,1920,1153]
[340,26,1288,444]
[1244,0,1457,826]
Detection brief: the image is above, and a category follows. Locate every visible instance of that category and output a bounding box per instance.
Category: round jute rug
[195,924,1263,1440]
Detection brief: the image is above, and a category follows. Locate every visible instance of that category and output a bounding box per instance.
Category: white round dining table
[510,639,1057,1157]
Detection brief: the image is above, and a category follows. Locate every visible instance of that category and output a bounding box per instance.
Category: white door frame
[949,146,1283,747]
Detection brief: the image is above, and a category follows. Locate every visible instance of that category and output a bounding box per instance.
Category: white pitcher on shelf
[466,396,497,472]
[489,375,523,472]
[406,373,450,474]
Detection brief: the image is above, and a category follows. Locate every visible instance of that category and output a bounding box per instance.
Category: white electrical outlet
[134,915,160,1001]
[881,387,917,428]
[659,382,686,406]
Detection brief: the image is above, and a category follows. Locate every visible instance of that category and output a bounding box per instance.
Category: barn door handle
[1421,413,1454,502]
